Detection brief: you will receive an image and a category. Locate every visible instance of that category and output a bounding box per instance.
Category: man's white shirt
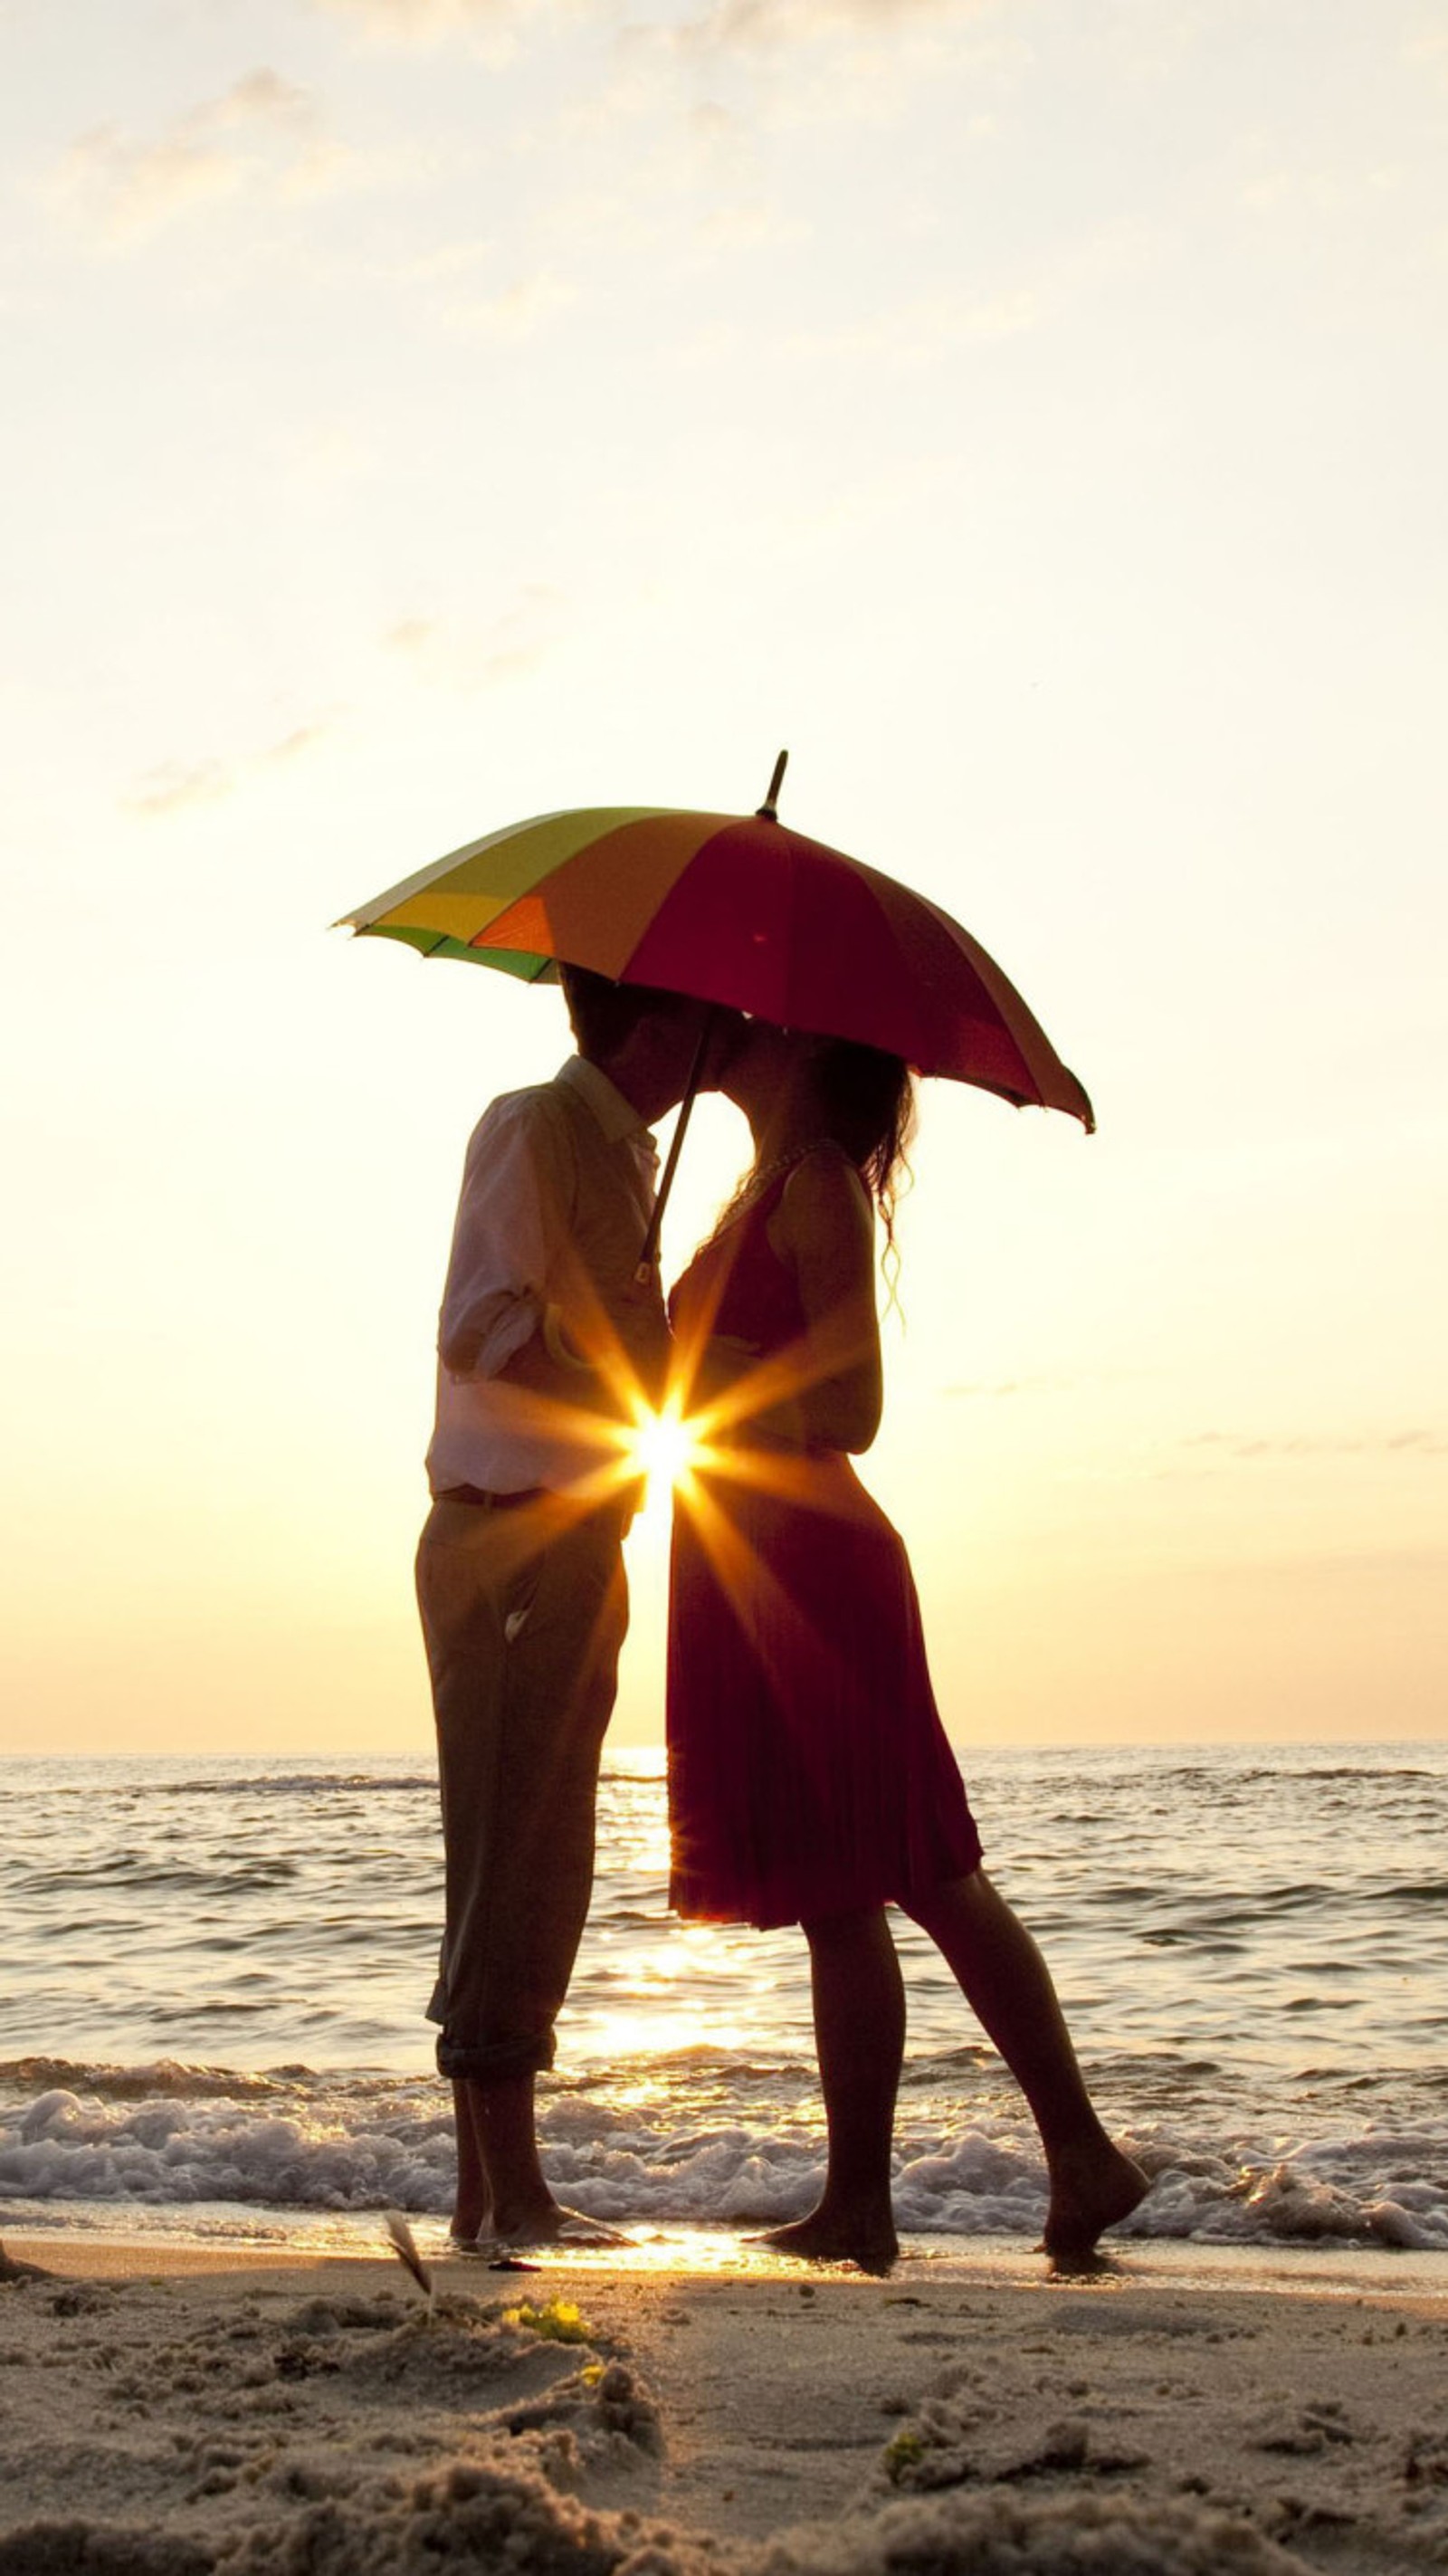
[426,1055,666,1498]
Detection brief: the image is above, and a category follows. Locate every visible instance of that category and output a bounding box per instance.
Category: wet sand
[2,2230,1445,2571]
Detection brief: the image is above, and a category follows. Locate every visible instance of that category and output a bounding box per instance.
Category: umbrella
[338,753,1092,1115]
[338,754,1092,1264]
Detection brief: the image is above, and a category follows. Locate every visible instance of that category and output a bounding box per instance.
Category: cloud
[279,423,379,491]
[48,70,357,247]
[610,0,1015,133]
[690,198,793,250]
[312,0,995,56]
[386,618,436,655]
[1239,161,1406,220]
[313,0,976,39]
[942,1372,1080,1399]
[1177,1429,1448,1463]
[437,268,576,339]
[384,589,567,687]
[125,720,334,819]
[1190,1545,1448,1588]
[394,236,495,284]
[788,285,1036,364]
[262,723,334,768]
[666,0,994,48]
[208,69,313,128]
[126,760,235,820]
[307,0,524,44]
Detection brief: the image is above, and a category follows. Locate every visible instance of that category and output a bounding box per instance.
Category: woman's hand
[691,1332,760,1403]
[697,1334,813,1454]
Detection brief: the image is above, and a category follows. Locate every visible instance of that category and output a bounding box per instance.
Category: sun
[627,1398,705,1512]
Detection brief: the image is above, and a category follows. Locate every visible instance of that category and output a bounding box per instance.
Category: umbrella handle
[635,1014,714,1283]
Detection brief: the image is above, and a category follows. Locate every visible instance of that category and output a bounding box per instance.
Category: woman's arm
[758,1151,883,1453]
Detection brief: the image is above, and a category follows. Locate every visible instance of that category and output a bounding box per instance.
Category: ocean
[3,1742,1446,2263]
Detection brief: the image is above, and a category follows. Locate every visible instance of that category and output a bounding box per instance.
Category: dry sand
[1,2231,1445,2573]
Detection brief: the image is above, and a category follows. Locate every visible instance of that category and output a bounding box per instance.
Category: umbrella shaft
[635,1014,715,1282]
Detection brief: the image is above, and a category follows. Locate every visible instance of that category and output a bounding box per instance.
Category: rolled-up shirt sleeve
[435,1094,572,1380]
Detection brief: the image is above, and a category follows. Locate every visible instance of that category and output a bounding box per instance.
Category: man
[415,965,709,2247]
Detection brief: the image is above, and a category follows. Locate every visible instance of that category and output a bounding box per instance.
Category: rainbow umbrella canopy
[338,759,1093,1133]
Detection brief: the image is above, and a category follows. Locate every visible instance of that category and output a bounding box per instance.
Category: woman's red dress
[666,1169,983,1930]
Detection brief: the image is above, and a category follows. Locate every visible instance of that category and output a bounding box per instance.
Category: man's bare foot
[1042,2139,1149,2260]
[751,2208,900,2276]
[489,2199,633,2249]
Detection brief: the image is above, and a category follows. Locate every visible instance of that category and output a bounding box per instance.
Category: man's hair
[559,962,696,1064]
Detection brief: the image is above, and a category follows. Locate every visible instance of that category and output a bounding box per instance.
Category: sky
[2,0,1444,1758]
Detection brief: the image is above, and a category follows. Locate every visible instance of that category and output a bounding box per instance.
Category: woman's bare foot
[752,2205,900,2276]
[1042,2139,1149,2259]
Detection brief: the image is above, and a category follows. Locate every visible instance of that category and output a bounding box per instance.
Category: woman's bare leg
[903,1870,1147,2256]
[760,1907,904,2274]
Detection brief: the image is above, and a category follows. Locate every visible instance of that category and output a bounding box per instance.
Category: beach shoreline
[5,2227,1444,2573]
[8,2222,1448,2301]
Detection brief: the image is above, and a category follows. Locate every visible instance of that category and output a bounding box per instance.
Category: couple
[414,967,1147,2272]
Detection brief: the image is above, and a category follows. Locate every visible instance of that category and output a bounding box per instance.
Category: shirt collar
[557,1053,657,1155]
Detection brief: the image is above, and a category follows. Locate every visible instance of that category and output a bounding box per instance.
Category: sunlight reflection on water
[4,1742,1446,2126]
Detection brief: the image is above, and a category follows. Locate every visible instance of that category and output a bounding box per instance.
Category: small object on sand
[0,2237,56,2284]
[384,2210,435,2313]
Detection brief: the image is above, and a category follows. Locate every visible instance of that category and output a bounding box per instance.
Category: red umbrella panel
[340,802,1093,1131]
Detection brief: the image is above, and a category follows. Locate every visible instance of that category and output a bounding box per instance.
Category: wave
[0,1772,437,1802]
[0,2058,327,2101]
[1097,1763,1441,1794]
[3,2062,1447,2253]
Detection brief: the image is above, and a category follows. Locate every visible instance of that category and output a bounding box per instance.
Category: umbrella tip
[756,749,788,821]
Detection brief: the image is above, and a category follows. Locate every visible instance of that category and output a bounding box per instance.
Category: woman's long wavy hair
[812,1035,917,1289]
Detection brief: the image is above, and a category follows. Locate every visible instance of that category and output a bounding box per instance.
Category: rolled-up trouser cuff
[436,2027,557,2083]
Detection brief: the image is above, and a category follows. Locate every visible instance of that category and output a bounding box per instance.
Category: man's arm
[437,1092,660,1419]
[436,1093,572,1375]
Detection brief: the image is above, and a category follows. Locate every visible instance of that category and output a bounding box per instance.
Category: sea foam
[3,2061,1446,2253]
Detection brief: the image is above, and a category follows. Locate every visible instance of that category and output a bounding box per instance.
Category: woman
[666,1017,1148,2273]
